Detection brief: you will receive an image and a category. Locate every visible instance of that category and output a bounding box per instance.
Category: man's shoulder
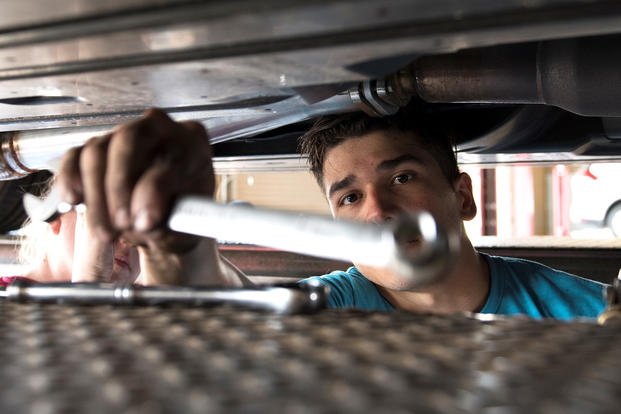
[482,253,607,319]
[302,267,375,296]
[486,253,606,289]
[308,266,368,283]
[301,267,393,311]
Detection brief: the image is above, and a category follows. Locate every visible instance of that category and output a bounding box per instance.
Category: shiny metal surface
[212,154,308,173]
[22,186,85,223]
[22,186,459,287]
[2,279,327,314]
[169,196,459,288]
[0,302,619,413]
[0,0,620,131]
[457,151,621,166]
[206,93,361,145]
[0,94,354,176]
[216,152,621,173]
[0,78,402,178]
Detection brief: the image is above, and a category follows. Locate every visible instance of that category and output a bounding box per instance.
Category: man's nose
[361,188,396,223]
[114,238,132,253]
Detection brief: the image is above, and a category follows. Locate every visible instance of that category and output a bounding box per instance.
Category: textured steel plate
[0,301,620,413]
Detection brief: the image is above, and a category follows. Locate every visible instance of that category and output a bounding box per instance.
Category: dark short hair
[298,107,460,189]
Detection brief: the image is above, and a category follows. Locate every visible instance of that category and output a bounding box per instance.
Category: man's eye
[392,173,413,185]
[341,193,359,205]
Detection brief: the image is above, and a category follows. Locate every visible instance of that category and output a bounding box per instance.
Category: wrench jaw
[22,186,85,223]
[22,191,61,223]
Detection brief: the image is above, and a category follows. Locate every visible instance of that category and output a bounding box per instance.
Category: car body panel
[0,0,620,140]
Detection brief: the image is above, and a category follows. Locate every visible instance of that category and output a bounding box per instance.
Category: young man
[55,108,607,319]
[297,111,607,319]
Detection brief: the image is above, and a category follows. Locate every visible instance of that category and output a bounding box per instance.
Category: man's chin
[401,238,424,254]
[355,263,423,291]
[110,267,134,283]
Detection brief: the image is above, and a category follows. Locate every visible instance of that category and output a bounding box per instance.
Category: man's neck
[377,238,490,314]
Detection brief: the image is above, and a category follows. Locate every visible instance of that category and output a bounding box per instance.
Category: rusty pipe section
[169,196,459,288]
[409,34,621,117]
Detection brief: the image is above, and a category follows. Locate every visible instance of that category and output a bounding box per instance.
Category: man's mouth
[400,238,423,254]
[114,257,130,270]
[404,237,422,246]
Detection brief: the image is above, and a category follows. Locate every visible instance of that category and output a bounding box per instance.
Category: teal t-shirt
[303,253,608,319]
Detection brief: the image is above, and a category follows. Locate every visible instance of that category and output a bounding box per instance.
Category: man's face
[70,212,141,283]
[111,238,141,283]
[321,130,475,289]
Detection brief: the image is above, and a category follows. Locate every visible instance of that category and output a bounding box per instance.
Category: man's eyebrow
[327,175,355,199]
[377,154,423,171]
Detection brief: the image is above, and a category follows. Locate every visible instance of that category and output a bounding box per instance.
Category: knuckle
[114,121,158,153]
[79,135,110,168]
[121,122,143,140]
[143,107,168,120]
[58,147,81,175]
[132,109,173,135]
[184,120,207,137]
[79,143,102,169]
[64,146,82,162]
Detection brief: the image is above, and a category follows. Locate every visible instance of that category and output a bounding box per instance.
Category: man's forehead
[321,133,430,192]
[323,131,428,171]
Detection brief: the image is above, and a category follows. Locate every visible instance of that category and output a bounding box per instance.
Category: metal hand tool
[22,184,84,223]
[24,190,459,288]
[0,279,327,314]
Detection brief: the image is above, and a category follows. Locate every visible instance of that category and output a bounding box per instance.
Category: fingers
[129,128,215,230]
[56,146,84,205]
[71,211,114,282]
[80,135,114,241]
[106,109,176,231]
[56,108,215,249]
[57,133,115,241]
[131,159,172,231]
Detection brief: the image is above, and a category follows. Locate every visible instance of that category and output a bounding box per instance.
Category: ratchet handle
[1,279,328,314]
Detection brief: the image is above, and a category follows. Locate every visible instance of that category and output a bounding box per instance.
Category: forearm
[138,238,253,287]
[71,212,113,282]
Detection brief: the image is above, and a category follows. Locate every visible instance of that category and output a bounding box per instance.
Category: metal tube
[0,92,362,178]
[12,125,113,173]
[413,35,621,117]
[24,187,459,288]
[0,72,412,180]
[2,279,328,314]
[206,93,359,144]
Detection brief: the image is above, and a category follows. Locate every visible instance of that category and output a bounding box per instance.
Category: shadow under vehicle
[1,1,621,413]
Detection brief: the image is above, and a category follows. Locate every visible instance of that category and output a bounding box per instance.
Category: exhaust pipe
[409,34,621,117]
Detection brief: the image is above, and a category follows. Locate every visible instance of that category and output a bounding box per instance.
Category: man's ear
[454,172,477,220]
[49,218,62,235]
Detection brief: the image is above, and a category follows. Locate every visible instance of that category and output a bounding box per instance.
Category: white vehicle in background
[570,163,621,237]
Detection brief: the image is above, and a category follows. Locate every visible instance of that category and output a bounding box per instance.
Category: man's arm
[137,238,253,287]
[71,211,114,282]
